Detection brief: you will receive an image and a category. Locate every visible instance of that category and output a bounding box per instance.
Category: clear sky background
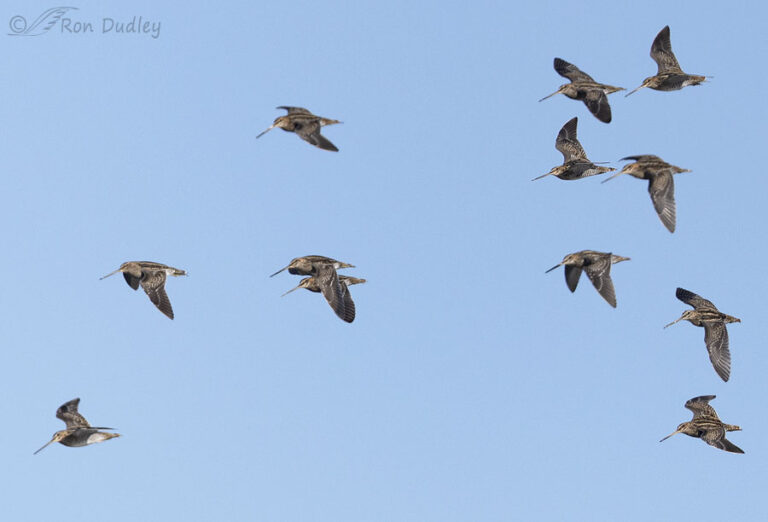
[1,1,766,520]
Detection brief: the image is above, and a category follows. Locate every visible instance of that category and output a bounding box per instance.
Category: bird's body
[533,117,615,181]
[101,261,186,319]
[283,275,366,323]
[602,155,690,233]
[270,255,354,278]
[665,288,740,382]
[626,26,708,96]
[34,398,120,455]
[545,250,629,307]
[256,106,341,151]
[660,395,743,453]
[539,58,624,123]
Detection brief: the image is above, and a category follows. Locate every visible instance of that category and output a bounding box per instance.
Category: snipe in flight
[533,117,615,181]
[283,275,366,323]
[256,106,341,151]
[602,155,691,233]
[660,395,743,453]
[270,255,354,278]
[626,26,709,96]
[34,398,120,455]
[546,250,629,307]
[539,58,624,123]
[101,261,187,320]
[665,287,740,382]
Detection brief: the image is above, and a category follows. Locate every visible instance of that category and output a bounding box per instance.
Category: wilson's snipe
[101,261,187,320]
[34,398,120,455]
[602,155,691,233]
[539,58,624,123]
[270,255,354,278]
[665,287,740,382]
[660,395,743,453]
[256,106,341,151]
[626,26,708,96]
[283,275,366,323]
[533,117,615,181]
[546,250,629,307]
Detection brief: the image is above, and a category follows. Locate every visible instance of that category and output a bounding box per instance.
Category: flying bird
[283,275,366,323]
[665,287,740,382]
[660,395,743,453]
[602,155,691,233]
[545,250,630,307]
[539,58,624,123]
[270,255,354,278]
[101,261,187,319]
[34,398,120,455]
[256,106,341,151]
[533,117,615,181]
[626,26,709,96]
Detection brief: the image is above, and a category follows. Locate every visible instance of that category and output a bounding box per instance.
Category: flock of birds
[35,25,740,456]
[537,25,743,454]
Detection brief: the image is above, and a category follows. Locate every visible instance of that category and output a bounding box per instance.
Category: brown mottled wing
[584,89,611,123]
[555,117,587,162]
[704,434,744,454]
[675,288,717,311]
[564,265,582,293]
[684,395,718,419]
[340,283,357,323]
[648,171,676,233]
[123,272,141,290]
[704,321,731,382]
[583,255,616,307]
[651,26,682,74]
[277,106,313,115]
[140,270,174,319]
[553,58,595,83]
[620,155,664,163]
[56,398,90,428]
[314,264,349,322]
[294,119,338,151]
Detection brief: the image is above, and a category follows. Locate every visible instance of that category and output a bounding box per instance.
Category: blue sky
[1,1,766,520]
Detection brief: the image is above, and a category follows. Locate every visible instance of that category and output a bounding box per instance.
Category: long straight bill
[269,266,288,278]
[538,88,563,102]
[281,285,302,297]
[256,125,275,139]
[99,268,122,280]
[659,429,681,443]
[663,316,685,329]
[33,438,56,455]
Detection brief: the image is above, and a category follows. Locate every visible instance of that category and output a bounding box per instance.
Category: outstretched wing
[339,282,357,323]
[56,398,90,428]
[564,265,582,293]
[314,264,350,322]
[701,428,744,453]
[651,26,683,74]
[553,58,595,83]
[684,395,718,419]
[675,288,717,311]
[140,270,174,319]
[294,119,339,151]
[277,106,313,115]
[123,272,141,290]
[555,117,587,162]
[620,155,665,163]
[583,255,616,307]
[583,89,612,123]
[648,171,676,233]
[703,321,731,382]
